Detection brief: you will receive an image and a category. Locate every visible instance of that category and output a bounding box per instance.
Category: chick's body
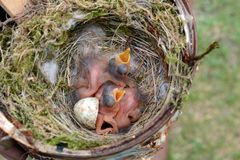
[74,56,125,99]
[115,88,141,129]
[96,83,142,135]
[69,25,126,98]
[96,83,123,134]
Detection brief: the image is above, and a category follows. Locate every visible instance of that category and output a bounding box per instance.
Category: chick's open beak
[102,87,125,107]
[116,48,131,67]
[113,88,125,102]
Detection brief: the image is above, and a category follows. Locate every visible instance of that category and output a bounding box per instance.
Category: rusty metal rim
[1,0,197,159]
[181,0,197,58]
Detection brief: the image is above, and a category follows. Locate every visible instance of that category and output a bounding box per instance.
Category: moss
[0,27,12,50]
[11,109,33,126]
[30,127,45,140]
[17,53,36,74]
[85,10,107,20]
[46,133,105,150]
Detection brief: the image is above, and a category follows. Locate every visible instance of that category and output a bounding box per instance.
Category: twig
[191,41,220,61]
[0,17,17,28]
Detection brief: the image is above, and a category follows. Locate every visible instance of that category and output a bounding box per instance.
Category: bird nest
[0,0,199,159]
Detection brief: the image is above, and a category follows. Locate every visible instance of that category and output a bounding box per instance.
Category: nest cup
[0,0,196,159]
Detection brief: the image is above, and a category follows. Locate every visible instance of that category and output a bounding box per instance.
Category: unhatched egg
[74,97,99,129]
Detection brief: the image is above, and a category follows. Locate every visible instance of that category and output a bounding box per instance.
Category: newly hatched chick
[95,83,125,135]
[114,88,142,129]
[69,24,134,97]
[95,83,143,135]
[70,48,132,99]
[108,48,131,79]
[73,56,126,99]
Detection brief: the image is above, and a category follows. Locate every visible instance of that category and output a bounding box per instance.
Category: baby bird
[114,88,142,129]
[95,83,143,135]
[108,48,131,79]
[95,83,125,135]
[73,56,125,99]
[70,48,132,99]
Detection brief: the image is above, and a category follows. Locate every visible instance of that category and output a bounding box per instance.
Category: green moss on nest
[46,132,106,150]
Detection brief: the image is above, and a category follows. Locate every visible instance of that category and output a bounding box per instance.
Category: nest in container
[0,0,213,159]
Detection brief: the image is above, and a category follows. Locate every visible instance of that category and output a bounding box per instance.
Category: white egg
[74,97,99,129]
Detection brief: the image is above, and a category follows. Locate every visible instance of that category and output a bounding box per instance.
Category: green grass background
[169,1,240,160]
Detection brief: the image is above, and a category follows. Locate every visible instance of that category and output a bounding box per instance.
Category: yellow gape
[116,48,131,67]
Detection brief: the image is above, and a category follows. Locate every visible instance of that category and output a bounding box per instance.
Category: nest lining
[0,0,193,150]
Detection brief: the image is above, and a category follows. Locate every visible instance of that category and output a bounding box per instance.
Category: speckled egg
[74,97,99,129]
